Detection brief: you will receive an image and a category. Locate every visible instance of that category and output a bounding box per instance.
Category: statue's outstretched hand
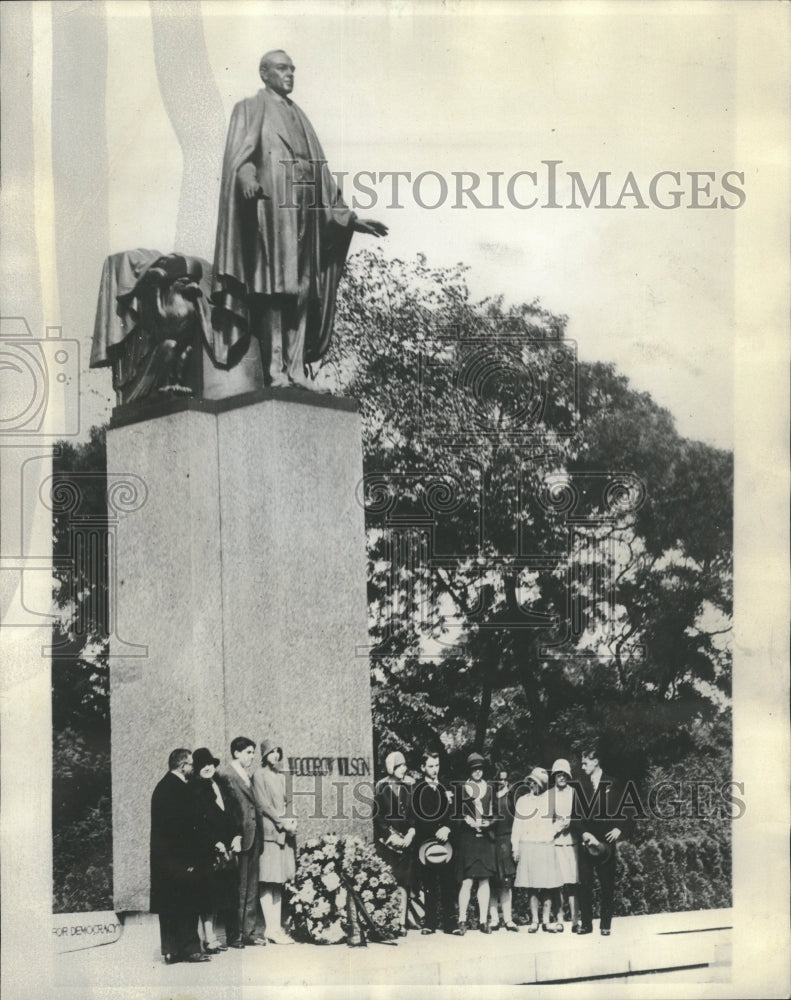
[353,218,388,237]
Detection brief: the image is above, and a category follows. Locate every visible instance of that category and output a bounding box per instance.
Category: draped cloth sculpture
[91,249,215,406]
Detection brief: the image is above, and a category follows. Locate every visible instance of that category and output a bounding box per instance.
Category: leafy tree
[323,250,732,769]
[51,426,112,911]
[51,425,109,728]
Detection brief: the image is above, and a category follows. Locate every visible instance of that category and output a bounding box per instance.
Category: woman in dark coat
[191,747,243,952]
[487,762,519,931]
[374,750,416,935]
[452,752,497,935]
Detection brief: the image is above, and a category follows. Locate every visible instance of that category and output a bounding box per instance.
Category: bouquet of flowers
[286,835,402,944]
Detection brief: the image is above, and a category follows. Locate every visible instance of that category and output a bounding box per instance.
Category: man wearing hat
[409,750,456,935]
[571,744,632,936]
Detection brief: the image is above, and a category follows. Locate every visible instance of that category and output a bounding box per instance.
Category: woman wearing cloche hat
[374,749,416,936]
[191,747,241,953]
[452,752,498,936]
[253,738,297,944]
[511,766,564,932]
[548,758,581,932]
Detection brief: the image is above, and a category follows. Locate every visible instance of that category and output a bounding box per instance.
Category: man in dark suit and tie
[149,748,209,964]
[409,750,457,935]
[217,736,266,947]
[571,744,633,937]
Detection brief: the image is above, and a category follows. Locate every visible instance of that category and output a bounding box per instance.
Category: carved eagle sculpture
[91,249,215,406]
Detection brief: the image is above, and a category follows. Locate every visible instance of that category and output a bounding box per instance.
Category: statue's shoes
[288,378,331,394]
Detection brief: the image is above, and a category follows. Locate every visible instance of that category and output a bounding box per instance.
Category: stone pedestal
[107,390,374,912]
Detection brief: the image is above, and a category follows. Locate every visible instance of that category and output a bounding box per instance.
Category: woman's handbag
[212,847,237,872]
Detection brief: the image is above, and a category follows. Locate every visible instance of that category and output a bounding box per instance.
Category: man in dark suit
[216,736,266,947]
[149,748,209,964]
[409,750,456,935]
[571,744,632,936]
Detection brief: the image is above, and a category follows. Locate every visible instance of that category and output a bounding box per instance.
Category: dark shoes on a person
[479,922,492,934]
[601,928,611,936]
[165,952,210,964]
[242,935,267,946]
[421,927,436,935]
[452,921,467,936]
[487,920,520,933]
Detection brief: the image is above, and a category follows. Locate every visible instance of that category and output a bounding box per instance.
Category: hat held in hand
[418,839,453,866]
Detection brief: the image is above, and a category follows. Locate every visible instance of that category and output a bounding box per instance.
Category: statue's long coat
[210,88,354,367]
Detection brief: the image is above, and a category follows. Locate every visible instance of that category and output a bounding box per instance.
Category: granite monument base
[107,390,374,912]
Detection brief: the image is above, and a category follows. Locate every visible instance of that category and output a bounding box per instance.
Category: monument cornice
[109,385,359,430]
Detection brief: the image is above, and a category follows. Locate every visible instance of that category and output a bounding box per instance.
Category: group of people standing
[374,744,631,939]
[149,736,296,965]
[150,736,630,963]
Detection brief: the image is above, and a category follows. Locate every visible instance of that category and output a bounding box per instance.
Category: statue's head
[259,49,295,97]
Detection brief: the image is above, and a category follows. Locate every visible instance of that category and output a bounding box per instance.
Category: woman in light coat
[511,766,563,932]
[253,738,297,944]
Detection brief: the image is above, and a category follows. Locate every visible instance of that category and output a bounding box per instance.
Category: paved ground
[54,907,731,990]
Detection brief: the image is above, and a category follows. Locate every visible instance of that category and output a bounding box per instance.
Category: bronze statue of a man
[211,49,387,390]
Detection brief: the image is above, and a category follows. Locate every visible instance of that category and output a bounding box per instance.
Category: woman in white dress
[548,758,580,932]
[511,766,563,932]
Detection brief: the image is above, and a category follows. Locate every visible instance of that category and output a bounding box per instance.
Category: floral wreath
[286,835,402,944]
